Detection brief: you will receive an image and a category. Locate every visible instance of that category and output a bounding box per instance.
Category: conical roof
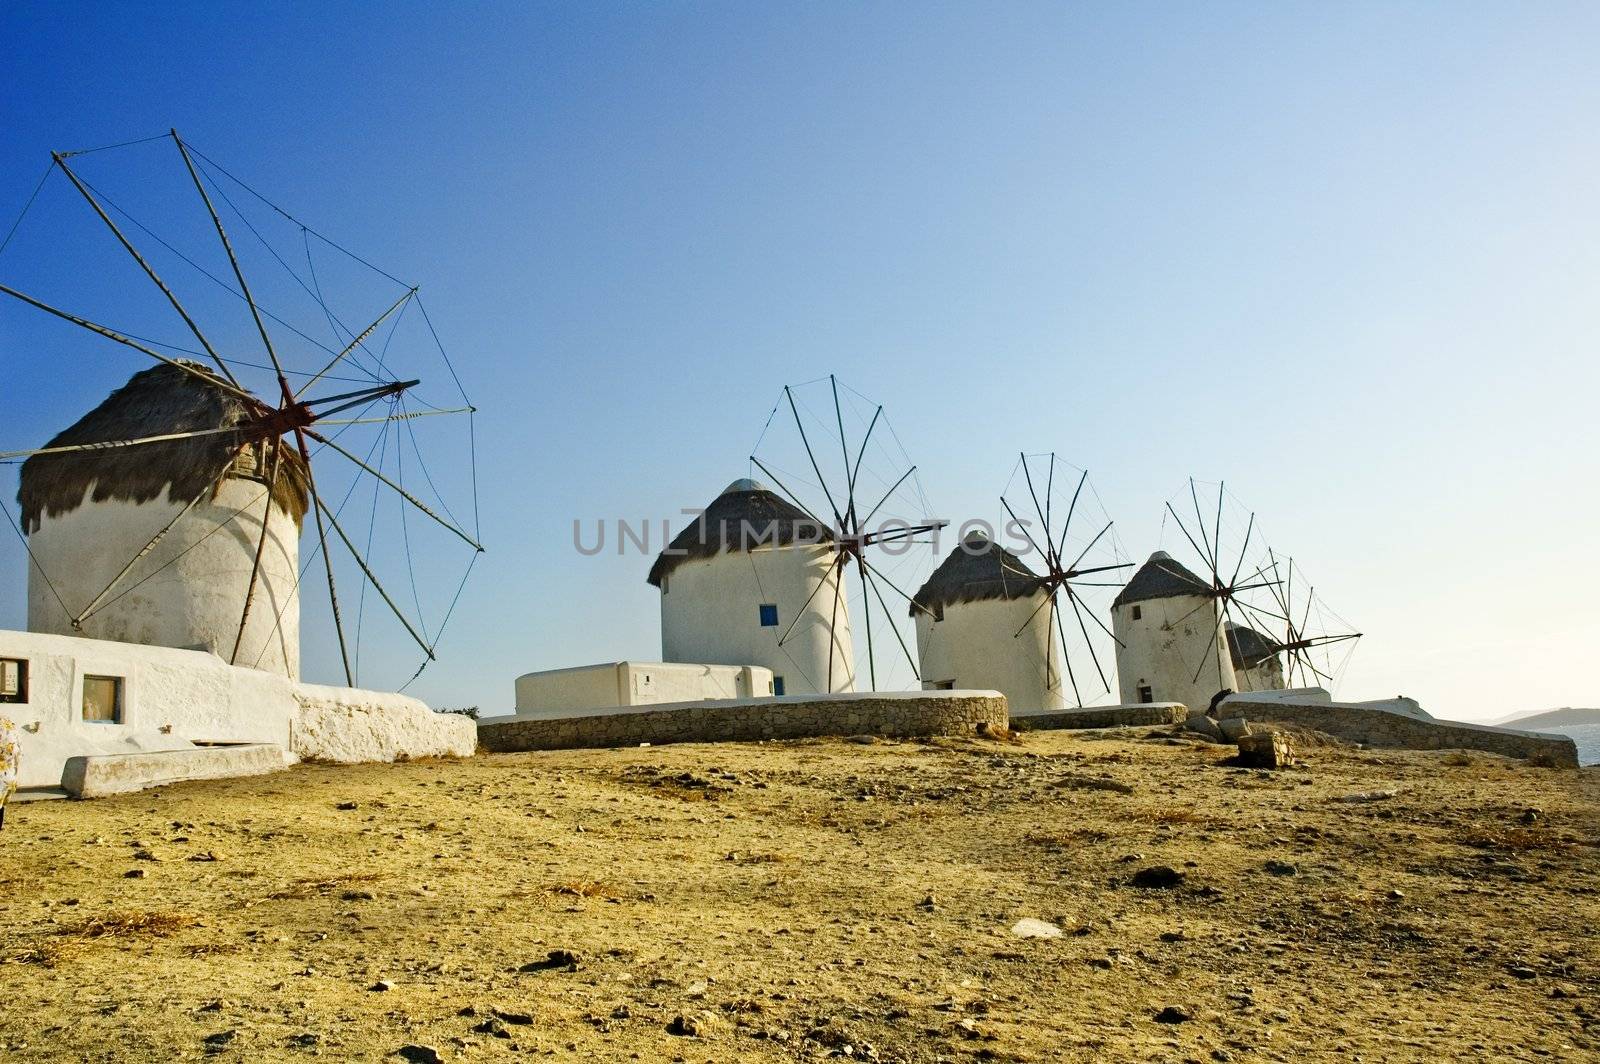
[646,478,834,587]
[1112,550,1212,607]
[1225,621,1279,670]
[909,532,1045,616]
[18,361,308,534]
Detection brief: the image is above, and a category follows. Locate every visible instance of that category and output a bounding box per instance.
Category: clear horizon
[3,3,1597,723]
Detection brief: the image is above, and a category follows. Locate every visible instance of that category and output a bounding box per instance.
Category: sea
[1540,723,1600,767]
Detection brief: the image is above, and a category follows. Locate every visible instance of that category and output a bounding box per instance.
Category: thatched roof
[646,479,833,588]
[909,532,1045,616]
[1225,622,1279,670]
[1112,551,1212,607]
[18,361,309,533]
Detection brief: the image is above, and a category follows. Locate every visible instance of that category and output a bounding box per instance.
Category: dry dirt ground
[2,727,1597,1063]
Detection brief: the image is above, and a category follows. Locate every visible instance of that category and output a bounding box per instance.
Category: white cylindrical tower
[911,533,1063,713]
[649,479,854,695]
[1111,551,1235,712]
[20,363,305,678]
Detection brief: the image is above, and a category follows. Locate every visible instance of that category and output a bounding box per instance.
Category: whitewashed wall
[513,661,774,719]
[914,594,1066,713]
[27,480,300,678]
[1112,593,1236,713]
[659,545,854,695]
[0,628,469,790]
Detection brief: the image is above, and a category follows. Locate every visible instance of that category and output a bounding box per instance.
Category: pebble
[397,1046,444,1064]
[1009,918,1062,939]
[1154,1005,1193,1024]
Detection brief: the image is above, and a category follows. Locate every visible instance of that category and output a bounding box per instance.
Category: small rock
[124,868,148,879]
[1509,965,1538,980]
[1237,732,1294,769]
[342,890,376,901]
[493,1008,534,1026]
[1009,918,1062,939]
[1218,717,1252,742]
[520,949,581,972]
[666,1012,719,1037]
[370,979,395,992]
[1264,860,1298,877]
[335,801,359,810]
[1130,865,1186,889]
[396,1046,444,1064]
[1154,1005,1192,1024]
[1159,931,1186,943]
[845,735,878,745]
[1521,808,1543,825]
[203,1030,238,1048]
[1183,714,1225,742]
[1388,888,1405,900]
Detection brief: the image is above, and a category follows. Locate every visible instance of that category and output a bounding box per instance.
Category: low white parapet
[61,743,289,798]
[291,683,477,763]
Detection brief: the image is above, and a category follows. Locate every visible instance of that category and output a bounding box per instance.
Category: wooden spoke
[231,440,284,665]
[1065,588,1112,696]
[172,131,288,387]
[1063,520,1115,576]
[857,554,876,690]
[857,465,917,531]
[73,453,239,628]
[309,429,483,551]
[1020,453,1054,569]
[1011,586,1056,638]
[775,555,839,648]
[1164,501,1213,578]
[1000,494,1048,563]
[52,152,241,388]
[296,288,416,399]
[747,455,831,533]
[1055,467,1088,563]
[1053,593,1083,708]
[830,376,856,535]
[0,283,260,404]
[1228,511,1256,590]
[785,385,843,529]
[862,563,920,682]
[858,555,939,621]
[848,404,882,502]
[1189,479,1218,579]
[314,487,435,665]
[296,429,353,686]
[0,424,243,462]
[826,555,842,692]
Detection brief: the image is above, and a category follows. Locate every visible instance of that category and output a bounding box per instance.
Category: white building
[1225,622,1286,693]
[648,478,854,695]
[513,661,773,720]
[1111,551,1235,712]
[911,532,1063,713]
[3,363,471,795]
[20,362,302,678]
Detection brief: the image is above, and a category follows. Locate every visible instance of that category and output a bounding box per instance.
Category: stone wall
[1010,703,1188,731]
[1224,696,1579,768]
[478,690,1008,753]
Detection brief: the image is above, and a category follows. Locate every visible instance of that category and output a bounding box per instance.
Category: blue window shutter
[759,603,779,627]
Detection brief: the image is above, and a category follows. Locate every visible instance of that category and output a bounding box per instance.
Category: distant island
[1497,706,1600,729]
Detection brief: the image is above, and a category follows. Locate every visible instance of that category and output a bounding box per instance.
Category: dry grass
[547,880,618,899]
[267,872,385,900]
[60,910,202,940]
[1128,806,1210,825]
[1457,826,1573,853]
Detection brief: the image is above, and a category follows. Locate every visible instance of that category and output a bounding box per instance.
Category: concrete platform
[60,743,290,798]
[478,690,1009,752]
[1010,702,1188,731]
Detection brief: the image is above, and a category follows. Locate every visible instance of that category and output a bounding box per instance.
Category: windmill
[1152,478,1292,697]
[1249,550,1362,689]
[0,130,482,690]
[996,452,1131,707]
[747,375,945,691]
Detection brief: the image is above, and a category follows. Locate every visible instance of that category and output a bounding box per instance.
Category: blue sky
[2,2,1596,721]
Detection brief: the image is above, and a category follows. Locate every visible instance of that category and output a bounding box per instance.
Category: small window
[758,603,779,627]
[82,675,124,723]
[932,679,955,690]
[0,658,27,703]
[773,676,785,696]
[1131,605,1142,620]
[1137,683,1153,704]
